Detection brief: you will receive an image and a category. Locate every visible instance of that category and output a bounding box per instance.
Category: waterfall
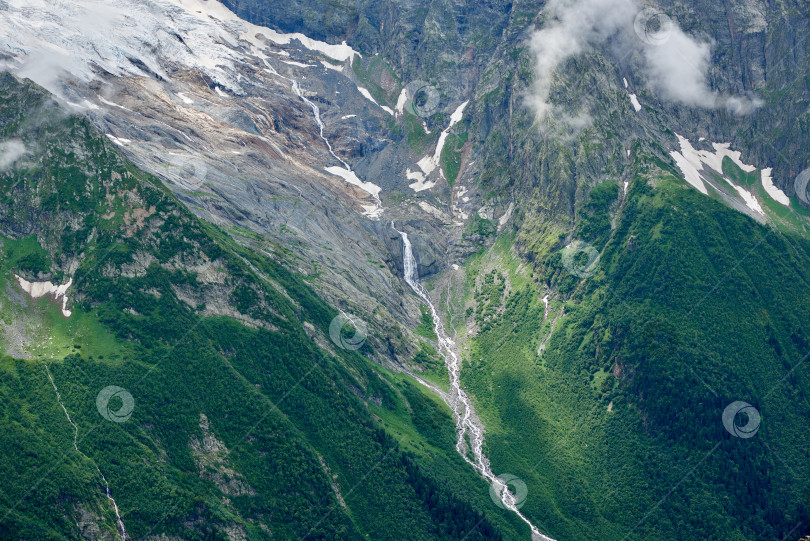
[45,365,128,540]
[392,223,555,541]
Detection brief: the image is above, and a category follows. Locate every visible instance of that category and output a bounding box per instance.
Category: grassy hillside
[458,165,810,540]
[0,74,529,540]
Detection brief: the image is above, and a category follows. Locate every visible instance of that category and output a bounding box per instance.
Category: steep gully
[45,365,127,540]
[392,225,555,541]
[281,42,554,539]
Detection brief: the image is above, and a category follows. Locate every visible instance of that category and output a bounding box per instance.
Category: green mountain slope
[453,163,810,540]
[3,0,810,537]
[0,74,528,540]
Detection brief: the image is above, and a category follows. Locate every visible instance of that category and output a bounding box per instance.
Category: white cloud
[527,0,760,127]
[528,0,637,122]
[642,25,715,107]
[0,140,26,170]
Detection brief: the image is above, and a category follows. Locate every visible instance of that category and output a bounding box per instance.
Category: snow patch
[106,134,132,146]
[325,166,381,198]
[761,168,790,206]
[326,166,384,217]
[320,60,343,71]
[498,202,514,228]
[281,60,314,68]
[628,93,641,112]
[408,101,469,192]
[448,102,468,125]
[176,92,194,104]
[732,184,765,215]
[356,86,393,115]
[671,134,769,216]
[418,201,445,220]
[361,204,384,219]
[670,141,708,194]
[672,135,757,176]
[395,88,408,116]
[250,28,357,62]
[407,169,436,192]
[16,275,73,317]
[670,134,762,196]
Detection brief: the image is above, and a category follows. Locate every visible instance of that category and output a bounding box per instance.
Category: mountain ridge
[1,0,809,539]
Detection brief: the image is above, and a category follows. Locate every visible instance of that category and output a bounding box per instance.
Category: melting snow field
[0,0,377,204]
[106,134,132,147]
[408,101,469,192]
[325,166,384,218]
[15,275,73,317]
[669,134,790,217]
[0,0,476,220]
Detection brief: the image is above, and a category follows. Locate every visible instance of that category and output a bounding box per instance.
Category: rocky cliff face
[6,0,806,366]
[218,0,810,255]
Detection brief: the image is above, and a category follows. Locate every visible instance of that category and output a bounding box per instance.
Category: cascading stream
[290,80,350,170]
[392,223,555,541]
[264,59,382,217]
[45,365,128,540]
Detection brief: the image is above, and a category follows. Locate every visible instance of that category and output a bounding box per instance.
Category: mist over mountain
[0,0,808,540]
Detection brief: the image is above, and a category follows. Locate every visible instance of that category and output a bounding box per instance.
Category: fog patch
[0,139,26,170]
[528,0,760,128]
